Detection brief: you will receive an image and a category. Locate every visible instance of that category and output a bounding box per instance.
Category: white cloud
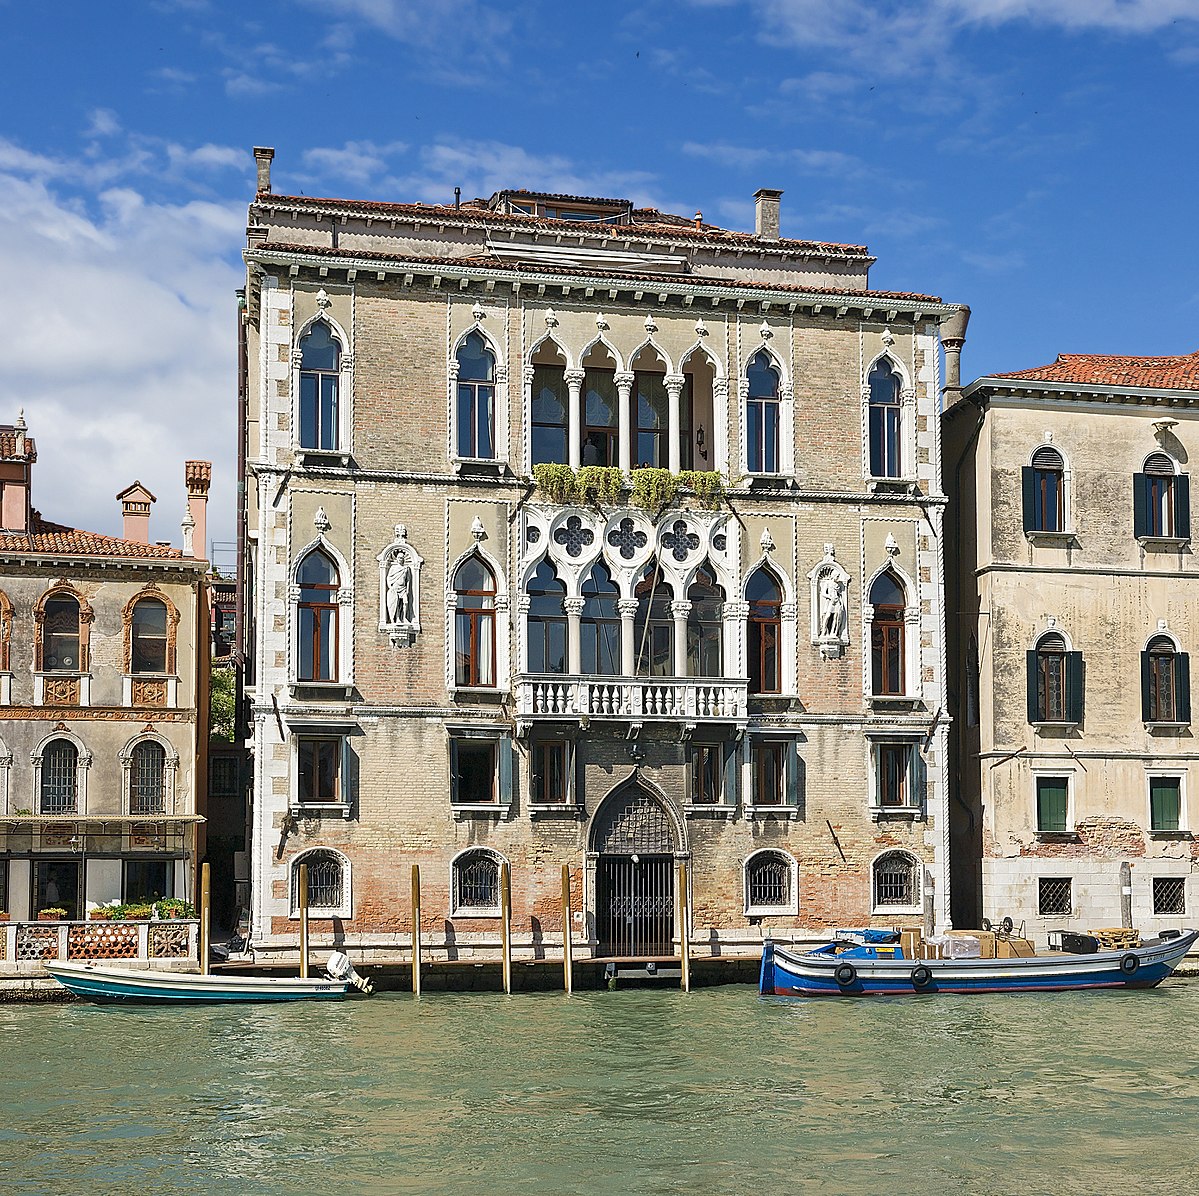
[951,0,1199,32]
[86,109,122,139]
[302,140,409,187]
[0,147,244,552]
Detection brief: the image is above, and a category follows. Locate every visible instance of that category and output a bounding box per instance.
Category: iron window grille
[1153,876,1186,916]
[130,742,166,815]
[1038,876,1072,917]
[41,739,78,814]
[303,852,343,910]
[454,851,500,912]
[873,851,917,908]
[746,852,791,910]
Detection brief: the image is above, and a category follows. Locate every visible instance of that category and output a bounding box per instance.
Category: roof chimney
[754,188,783,241]
[253,146,274,194]
[117,481,156,544]
[185,460,211,561]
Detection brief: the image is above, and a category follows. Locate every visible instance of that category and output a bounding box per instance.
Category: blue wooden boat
[760,928,1199,997]
[46,952,372,1004]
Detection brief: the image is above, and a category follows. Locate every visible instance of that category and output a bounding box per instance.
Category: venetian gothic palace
[239,146,1198,963]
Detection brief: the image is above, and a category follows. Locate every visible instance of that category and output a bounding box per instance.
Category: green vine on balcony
[575,465,624,507]
[679,469,727,510]
[531,462,578,505]
[630,468,680,517]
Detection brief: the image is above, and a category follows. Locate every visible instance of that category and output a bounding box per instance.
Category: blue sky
[3,0,1198,549]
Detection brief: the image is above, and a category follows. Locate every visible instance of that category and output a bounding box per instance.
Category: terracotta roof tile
[0,430,36,461]
[0,512,183,559]
[253,192,873,258]
[257,240,942,305]
[993,351,1199,391]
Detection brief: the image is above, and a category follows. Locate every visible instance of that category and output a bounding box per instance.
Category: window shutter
[784,743,802,808]
[449,739,460,804]
[1176,474,1191,538]
[1021,466,1037,532]
[498,736,514,806]
[1177,653,1191,723]
[723,741,740,808]
[568,739,580,807]
[1141,651,1154,722]
[911,747,927,810]
[1065,651,1085,723]
[1026,651,1039,723]
[1133,473,1149,537]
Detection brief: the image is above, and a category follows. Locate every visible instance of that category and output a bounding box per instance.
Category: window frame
[288,724,353,818]
[295,548,341,684]
[1142,634,1190,726]
[1147,772,1186,835]
[453,554,499,689]
[743,849,798,917]
[1034,773,1072,835]
[529,738,575,808]
[868,570,907,698]
[746,568,782,695]
[289,847,351,920]
[866,357,904,481]
[1027,631,1083,726]
[1038,876,1073,918]
[867,734,926,817]
[871,850,921,914]
[1022,446,1068,536]
[745,349,781,475]
[454,329,498,462]
[129,740,168,816]
[1152,875,1187,916]
[1134,453,1190,543]
[296,318,344,454]
[448,730,515,812]
[450,847,507,917]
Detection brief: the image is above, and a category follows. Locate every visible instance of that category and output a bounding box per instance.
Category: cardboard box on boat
[997,936,1036,958]
[947,929,997,958]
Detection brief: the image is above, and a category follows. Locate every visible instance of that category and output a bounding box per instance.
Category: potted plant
[0,911,9,922]
[38,907,68,921]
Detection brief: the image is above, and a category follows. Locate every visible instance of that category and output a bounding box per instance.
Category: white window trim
[450,846,508,918]
[289,534,355,691]
[743,848,799,917]
[861,352,915,484]
[289,729,353,819]
[291,309,354,462]
[448,322,509,469]
[445,545,510,695]
[738,345,793,479]
[870,849,923,916]
[1146,769,1188,835]
[119,733,180,817]
[30,731,92,816]
[289,846,352,920]
[1031,763,1076,835]
[1025,442,1074,539]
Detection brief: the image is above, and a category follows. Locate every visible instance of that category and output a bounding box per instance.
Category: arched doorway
[591,781,680,957]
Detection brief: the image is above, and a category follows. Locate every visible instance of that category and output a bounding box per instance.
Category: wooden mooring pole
[501,860,512,994]
[678,859,691,993]
[199,861,211,976]
[298,862,310,979]
[561,864,573,995]
[411,864,422,997]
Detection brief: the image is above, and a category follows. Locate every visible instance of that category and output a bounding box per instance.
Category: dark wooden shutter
[1141,650,1154,722]
[1026,650,1040,723]
[498,736,514,806]
[1133,473,1149,537]
[784,743,802,809]
[1176,474,1190,538]
[1065,651,1084,723]
[723,741,740,808]
[1022,466,1037,532]
[1177,653,1191,723]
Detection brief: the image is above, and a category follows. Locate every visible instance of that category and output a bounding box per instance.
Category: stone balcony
[515,673,748,730]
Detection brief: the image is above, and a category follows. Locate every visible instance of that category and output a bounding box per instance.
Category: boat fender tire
[910,964,933,990]
[1119,952,1140,977]
[833,962,857,988]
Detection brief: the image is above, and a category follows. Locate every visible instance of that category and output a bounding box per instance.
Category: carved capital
[618,599,640,617]
[563,598,586,617]
[564,369,586,386]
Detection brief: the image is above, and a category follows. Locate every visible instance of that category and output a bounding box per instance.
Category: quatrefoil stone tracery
[662,519,700,562]
[607,518,648,560]
[553,515,594,558]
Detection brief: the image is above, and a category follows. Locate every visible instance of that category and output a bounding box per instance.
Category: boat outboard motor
[325,951,375,994]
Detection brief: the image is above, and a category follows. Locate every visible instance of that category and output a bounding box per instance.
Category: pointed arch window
[868,358,902,478]
[1023,446,1065,533]
[746,568,782,694]
[299,322,341,451]
[456,331,496,460]
[526,560,566,674]
[746,350,780,474]
[454,556,497,687]
[531,362,568,465]
[131,598,169,674]
[1027,631,1083,724]
[44,594,81,672]
[297,549,340,682]
[41,738,78,815]
[1143,634,1190,724]
[1134,452,1189,540]
[130,741,167,815]
[581,561,621,676]
[634,563,673,677]
[686,565,724,678]
[869,571,906,696]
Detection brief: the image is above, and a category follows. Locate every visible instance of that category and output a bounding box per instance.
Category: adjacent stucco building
[240,148,967,963]
[945,351,1199,940]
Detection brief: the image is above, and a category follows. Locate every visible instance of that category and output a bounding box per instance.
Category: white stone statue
[807,544,851,660]
[385,552,412,625]
[377,524,423,646]
[819,575,846,640]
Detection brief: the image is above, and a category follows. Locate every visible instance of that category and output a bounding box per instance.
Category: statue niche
[807,543,851,660]
[377,524,424,647]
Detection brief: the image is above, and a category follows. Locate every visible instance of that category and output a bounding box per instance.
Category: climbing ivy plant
[630,468,680,517]
[575,466,624,507]
[679,470,727,510]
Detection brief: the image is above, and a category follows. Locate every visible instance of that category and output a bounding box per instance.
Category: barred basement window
[452,849,502,914]
[1038,876,1072,917]
[873,851,917,909]
[745,851,792,912]
[1153,876,1186,916]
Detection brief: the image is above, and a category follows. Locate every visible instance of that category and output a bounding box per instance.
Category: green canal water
[2,980,1199,1195]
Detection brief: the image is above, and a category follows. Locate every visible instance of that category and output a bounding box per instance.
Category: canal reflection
[2,982,1199,1194]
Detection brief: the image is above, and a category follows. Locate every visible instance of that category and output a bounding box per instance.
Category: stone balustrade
[516,674,748,724]
[0,918,198,974]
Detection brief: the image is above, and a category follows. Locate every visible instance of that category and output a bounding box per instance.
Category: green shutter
[449,739,460,804]
[1022,466,1037,532]
[911,747,927,810]
[1150,778,1181,832]
[723,741,740,808]
[1133,473,1149,537]
[1065,651,1085,723]
[784,743,802,808]
[1176,474,1191,538]
[1177,653,1191,724]
[1142,651,1154,722]
[498,736,514,806]
[1036,777,1068,832]
[1027,650,1040,723]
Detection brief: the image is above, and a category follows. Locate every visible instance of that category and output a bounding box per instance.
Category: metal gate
[596,854,675,957]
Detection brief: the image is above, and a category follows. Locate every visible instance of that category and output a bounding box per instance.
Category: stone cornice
[962,376,1199,409]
